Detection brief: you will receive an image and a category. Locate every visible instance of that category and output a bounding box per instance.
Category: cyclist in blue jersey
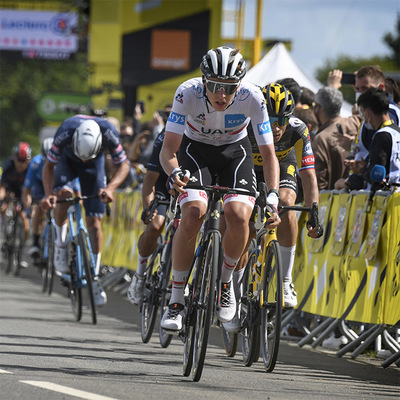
[159,46,280,332]
[42,115,130,306]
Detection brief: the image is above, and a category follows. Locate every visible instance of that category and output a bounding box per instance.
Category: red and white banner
[0,9,78,53]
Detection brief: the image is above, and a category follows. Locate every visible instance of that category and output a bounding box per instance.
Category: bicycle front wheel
[79,229,97,325]
[240,246,259,367]
[261,239,283,372]
[192,231,219,382]
[69,241,82,322]
[47,223,56,295]
[159,241,173,348]
[141,251,161,343]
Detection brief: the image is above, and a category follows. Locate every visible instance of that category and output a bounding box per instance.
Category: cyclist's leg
[161,137,209,331]
[53,156,76,273]
[161,196,206,331]
[217,139,255,323]
[276,160,298,308]
[128,210,166,305]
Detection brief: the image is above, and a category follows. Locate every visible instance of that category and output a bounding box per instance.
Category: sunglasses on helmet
[269,116,290,127]
[205,79,239,95]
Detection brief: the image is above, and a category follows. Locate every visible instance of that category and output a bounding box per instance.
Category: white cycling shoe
[92,279,107,307]
[54,243,68,273]
[217,281,236,323]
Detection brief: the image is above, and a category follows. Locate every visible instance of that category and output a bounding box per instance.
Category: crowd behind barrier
[102,187,399,327]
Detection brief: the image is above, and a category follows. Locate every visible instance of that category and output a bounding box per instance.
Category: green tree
[315,15,400,105]
[0,53,88,161]
[383,12,400,69]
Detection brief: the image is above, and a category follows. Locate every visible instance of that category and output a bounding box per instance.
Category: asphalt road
[0,259,399,400]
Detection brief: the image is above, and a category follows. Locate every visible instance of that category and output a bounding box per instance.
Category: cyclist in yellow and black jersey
[250,84,320,306]
[223,83,321,333]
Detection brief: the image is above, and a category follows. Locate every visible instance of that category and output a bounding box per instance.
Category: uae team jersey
[165,78,273,147]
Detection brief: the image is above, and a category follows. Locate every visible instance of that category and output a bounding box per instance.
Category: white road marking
[20,381,120,400]
[0,369,12,374]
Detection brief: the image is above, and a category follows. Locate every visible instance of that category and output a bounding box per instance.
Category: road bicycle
[221,182,321,372]
[58,194,110,325]
[1,198,25,276]
[180,183,253,382]
[140,195,180,348]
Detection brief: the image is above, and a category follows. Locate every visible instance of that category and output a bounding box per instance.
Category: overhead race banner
[0,9,78,59]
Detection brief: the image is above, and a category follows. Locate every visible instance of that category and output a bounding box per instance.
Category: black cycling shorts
[178,135,256,195]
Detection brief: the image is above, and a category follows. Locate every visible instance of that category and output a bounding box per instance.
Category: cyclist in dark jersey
[42,115,129,306]
[0,142,32,247]
[127,130,171,305]
[251,84,321,307]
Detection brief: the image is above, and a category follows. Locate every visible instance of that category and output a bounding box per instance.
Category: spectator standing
[311,87,360,190]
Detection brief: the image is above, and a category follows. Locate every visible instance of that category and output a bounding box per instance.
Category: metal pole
[252,0,263,67]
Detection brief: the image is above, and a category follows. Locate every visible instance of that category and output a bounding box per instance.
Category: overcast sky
[222,0,399,77]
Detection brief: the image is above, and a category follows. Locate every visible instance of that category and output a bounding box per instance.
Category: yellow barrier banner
[331,192,352,256]
[364,194,388,260]
[382,193,400,325]
[346,192,369,257]
[309,191,332,253]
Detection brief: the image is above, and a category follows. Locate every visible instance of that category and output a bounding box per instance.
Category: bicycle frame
[61,201,95,286]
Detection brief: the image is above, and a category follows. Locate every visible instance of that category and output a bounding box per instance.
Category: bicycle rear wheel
[240,246,259,367]
[13,214,25,276]
[79,229,97,325]
[159,242,173,348]
[192,231,218,382]
[141,251,161,343]
[261,240,283,372]
[221,327,238,358]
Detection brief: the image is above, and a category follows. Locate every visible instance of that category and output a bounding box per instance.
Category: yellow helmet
[262,83,295,118]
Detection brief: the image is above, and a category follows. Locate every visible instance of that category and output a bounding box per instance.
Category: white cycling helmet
[41,137,54,158]
[200,46,246,82]
[72,120,102,161]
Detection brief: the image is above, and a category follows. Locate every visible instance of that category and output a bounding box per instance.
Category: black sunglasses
[205,79,239,95]
[270,116,290,127]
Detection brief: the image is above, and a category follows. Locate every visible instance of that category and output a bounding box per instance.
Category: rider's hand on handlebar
[41,195,56,211]
[166,167,190,195]
[99,188,113,203]
[265,203,281,228]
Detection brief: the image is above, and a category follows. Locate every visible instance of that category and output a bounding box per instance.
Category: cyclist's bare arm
[160,131,188,194]
[259,143,280,228]
[299,168,320,238]
[99,159,130,202]
[142,170,159,210]
[42,160,57,210]
[21,187,32,211]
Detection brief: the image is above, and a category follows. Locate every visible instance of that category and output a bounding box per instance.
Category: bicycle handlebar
[56,193,111,217]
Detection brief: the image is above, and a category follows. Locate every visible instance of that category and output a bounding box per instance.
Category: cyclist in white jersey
[159,46,280,331]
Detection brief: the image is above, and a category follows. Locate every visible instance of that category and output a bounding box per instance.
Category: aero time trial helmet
[262,83,295,126]
[41,137,54,158]
[200,46,246,82]
[13,142,32,162]
[72,120,102,161]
